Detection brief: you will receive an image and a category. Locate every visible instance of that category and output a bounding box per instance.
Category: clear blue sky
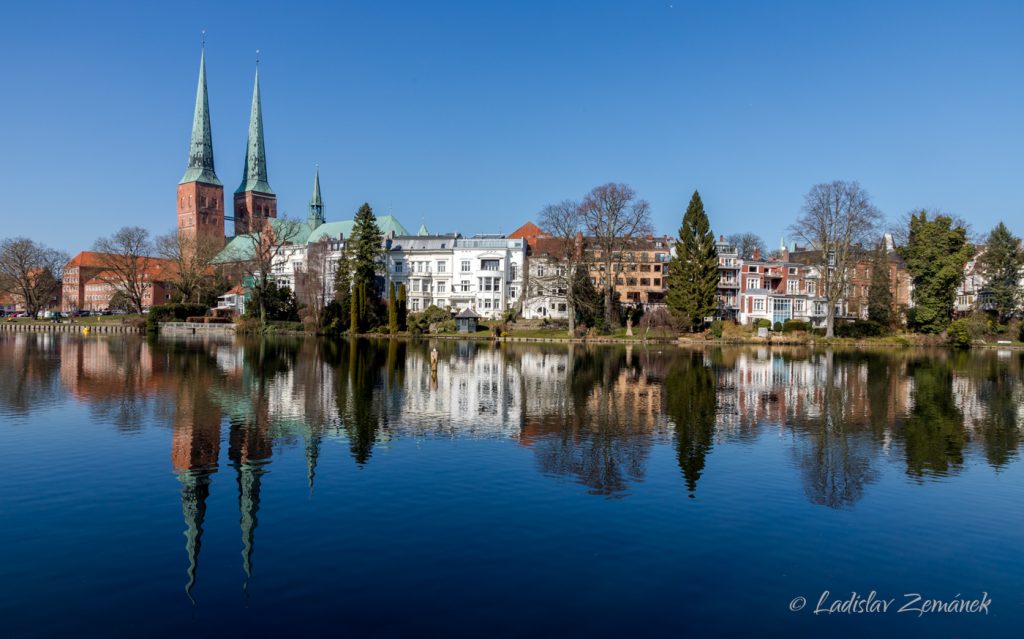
[1,0,1021,253]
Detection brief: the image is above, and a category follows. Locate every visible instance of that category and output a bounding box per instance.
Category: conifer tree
[978,222,1022,322]
[349,282,361,334]
[666,191,719,332]
[397,283,407,331]
[867,240,894,326]
[332,245,352,325]
[388,282,399,334]
[349,203,384,329]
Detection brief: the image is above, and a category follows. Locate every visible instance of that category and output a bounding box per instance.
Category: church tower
[233,62,276,235]
[308,167,325,229]
[177,46,225,246]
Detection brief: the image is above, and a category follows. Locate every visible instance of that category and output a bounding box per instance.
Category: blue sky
[1,0,1021,253]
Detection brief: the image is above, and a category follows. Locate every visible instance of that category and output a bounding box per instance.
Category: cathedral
[176,46,278,246]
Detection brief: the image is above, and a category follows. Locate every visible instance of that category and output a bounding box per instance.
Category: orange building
[63,252,177,311]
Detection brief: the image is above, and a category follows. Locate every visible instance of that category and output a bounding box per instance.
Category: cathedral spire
[308,166,325,229]
[236,57,273,195]
[180,45,221,186]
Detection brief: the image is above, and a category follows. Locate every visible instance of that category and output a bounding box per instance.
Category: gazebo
[455,307,480,333]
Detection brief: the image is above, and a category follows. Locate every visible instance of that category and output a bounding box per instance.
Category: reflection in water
[2,333,1023,600]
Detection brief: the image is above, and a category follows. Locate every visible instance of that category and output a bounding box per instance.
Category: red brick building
[63,252,176,311]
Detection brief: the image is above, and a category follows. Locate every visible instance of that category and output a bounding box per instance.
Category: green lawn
[4,314,144,326]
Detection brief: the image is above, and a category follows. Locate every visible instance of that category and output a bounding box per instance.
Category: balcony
[718,279,739,288]
[765,267,784,278]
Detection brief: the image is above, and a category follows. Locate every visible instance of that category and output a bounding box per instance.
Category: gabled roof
[456,307,480,319]
[215,219,313,263]
[509,221,547,240]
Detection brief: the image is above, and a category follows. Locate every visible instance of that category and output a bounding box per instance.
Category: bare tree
[222,217,305,326]
[296,237,332,333]
[92,227,157,314]
[726,232,767,260]
[156,232,222,304]
[0,238,68,315]
[790,181,882,337]
[578,183,653,326]
[539,200,588,336]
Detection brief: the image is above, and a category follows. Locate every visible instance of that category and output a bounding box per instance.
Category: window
[537,266,545,277]
[753,298,765,311]
[461,280,471,292]
[437,281,446,293]
[556,266,566,277]
[437,260,446,273]
[461,260,471,272]
[653,278,661,286]
[412,280,420,293]
[746,277,760,289]
[787,279,800,294]
[794,299,805,312]
[509,287,517,298]
[394,261,403,273]
[481,259,500,271]
[558,303,567,312]
[411,299,420,311]
[640,278,650,286]
[748,265,758,272]
[788,267,797,275]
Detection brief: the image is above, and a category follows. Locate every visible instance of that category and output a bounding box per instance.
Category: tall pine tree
[397,283,408,331]
[978,222,1022,322]
[350,203,384,328]
[332,245,353,327]
[867,240,894,327]
[666,191,719,332]
[388,282,399,334]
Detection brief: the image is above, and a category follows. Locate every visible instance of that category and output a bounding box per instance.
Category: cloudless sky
[1,0,1021,254]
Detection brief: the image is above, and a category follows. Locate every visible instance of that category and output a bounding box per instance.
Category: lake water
[1,333,1022,638]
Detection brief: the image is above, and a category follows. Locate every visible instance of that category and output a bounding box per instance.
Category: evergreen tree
[397,283,408,331]
[332,245,353,326]
[349,282,361,333]
[388,282,399,334]
[900,211,973,333]
[867,240,894,326]
[978,222,1022,322]
[349,203,384,329]
[665,191,719,332]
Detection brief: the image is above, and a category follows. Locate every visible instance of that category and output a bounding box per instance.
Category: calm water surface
[1,334,1022,638]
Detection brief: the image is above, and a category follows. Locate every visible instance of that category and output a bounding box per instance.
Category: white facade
[449,237,526,319]
[522,253,570,320]
[385,235,458,313]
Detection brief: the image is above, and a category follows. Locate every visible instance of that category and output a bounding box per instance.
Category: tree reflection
[663,352,717,497]
[899,356,967,477]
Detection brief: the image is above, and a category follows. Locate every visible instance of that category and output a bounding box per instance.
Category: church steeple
[180,47,221,186]
[177,41,225,247]
[236,63,272,195]
[232,55,277,235]
[308,166,325,229]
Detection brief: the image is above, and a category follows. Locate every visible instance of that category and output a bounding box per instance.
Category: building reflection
[3,332,1020,598]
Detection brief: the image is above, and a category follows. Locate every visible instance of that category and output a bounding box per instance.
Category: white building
[449,236,526,319]
[385,234,459,313]
[521,237,571,320]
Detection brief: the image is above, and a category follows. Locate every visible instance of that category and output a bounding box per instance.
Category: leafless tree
[539,200,589,336]
[221,216,305,326]
[296,237,332,333]
[578,183,653,326]
[0,238,68,315]
[790,181,882,337]
[92,226,157,314]
[156,232,222,304]
[726,233,767,259]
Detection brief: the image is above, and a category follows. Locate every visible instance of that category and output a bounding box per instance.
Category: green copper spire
[308,166,324,228]
[180,47,222,186]
[236,63,273,195]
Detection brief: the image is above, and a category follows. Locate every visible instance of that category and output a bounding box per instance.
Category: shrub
[947,319,973,348]
[835,319,884,339]
[1019,322,1024,343]
[147,303,209,332]
[709,319,724,338]
[782,319,810,333]
[772,321,783,332]
[756,319,772,329]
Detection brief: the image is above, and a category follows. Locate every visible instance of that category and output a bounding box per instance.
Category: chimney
[753,248,761,261]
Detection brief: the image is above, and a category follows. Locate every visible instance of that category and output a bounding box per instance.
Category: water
[1,334,1021,638]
